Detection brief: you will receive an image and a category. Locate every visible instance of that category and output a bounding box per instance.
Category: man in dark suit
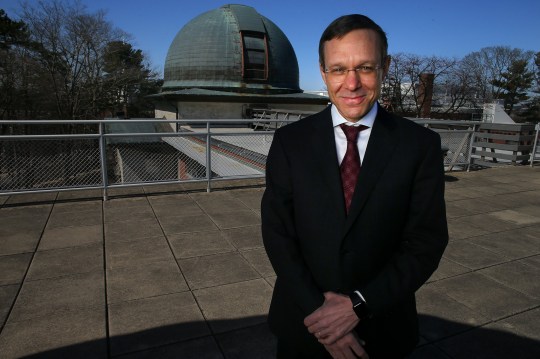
[261,14,448,359]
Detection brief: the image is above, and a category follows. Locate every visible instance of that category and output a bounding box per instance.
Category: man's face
[320,29,389,122]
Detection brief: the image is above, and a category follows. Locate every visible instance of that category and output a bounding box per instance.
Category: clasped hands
[304,292,369,359]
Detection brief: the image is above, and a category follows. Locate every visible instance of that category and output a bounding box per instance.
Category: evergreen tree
[0,9,30,49]
[521,52,540,122]
[102,40,159,118]
[534,52,540,94]
[0,9,52,120]
[492,59,534,115]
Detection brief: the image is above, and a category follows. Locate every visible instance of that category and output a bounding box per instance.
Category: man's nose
[343,70,362,90]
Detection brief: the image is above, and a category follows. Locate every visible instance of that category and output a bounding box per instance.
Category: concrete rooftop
[0,166,539,358]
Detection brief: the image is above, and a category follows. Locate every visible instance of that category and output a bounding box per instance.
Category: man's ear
[320,63,328,86]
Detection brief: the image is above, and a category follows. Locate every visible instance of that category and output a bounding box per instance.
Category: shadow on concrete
[414,314,540,359]
[17,317,274,359]
[444,175,459,182]
[15,314,540,359]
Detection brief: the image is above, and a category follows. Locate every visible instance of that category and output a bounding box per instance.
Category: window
[242,32,268,81]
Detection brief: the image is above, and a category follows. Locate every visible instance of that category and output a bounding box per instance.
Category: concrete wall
[180,102,244,119]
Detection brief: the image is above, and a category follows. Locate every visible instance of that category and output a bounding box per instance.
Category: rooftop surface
[0,166,539,358]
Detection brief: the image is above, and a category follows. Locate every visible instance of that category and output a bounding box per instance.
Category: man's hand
[304,292,360,345]
[324,331,369,359]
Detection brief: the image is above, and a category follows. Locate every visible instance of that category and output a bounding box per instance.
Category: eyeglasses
[323,65,382,81]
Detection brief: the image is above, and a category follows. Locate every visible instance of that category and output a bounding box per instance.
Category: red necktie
[340,124,368,214]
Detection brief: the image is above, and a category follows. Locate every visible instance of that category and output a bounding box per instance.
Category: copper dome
[163,4,301,94]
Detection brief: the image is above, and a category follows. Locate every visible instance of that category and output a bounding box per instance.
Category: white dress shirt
[331,103,378,305]
[331,102,377,165]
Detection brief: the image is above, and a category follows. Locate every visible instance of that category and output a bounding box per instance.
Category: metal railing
[416,120,480,171]
[0,119,276,200]
[1,118,538,200]
[471,123,537,166]
[251,108,317,131]
[530,123,540,167]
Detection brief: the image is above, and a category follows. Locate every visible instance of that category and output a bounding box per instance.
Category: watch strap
[349,290,371,320]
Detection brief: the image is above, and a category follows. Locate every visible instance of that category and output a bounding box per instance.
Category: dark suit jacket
[261,105,448,356]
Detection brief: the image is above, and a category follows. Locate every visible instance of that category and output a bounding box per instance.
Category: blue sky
[1,0,539,90]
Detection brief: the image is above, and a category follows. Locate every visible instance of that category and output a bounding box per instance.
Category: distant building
[150,4,328,123]
[482,100,515,124]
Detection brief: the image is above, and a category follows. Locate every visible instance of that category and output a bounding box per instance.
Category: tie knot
[340,124,368,142]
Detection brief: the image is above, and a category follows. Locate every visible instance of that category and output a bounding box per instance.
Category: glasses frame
[323,65,383,82]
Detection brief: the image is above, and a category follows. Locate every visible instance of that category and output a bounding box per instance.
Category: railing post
[531,123,540,167]
[466,125,477,172]
[99,122,109,201]
[206,121,211,193]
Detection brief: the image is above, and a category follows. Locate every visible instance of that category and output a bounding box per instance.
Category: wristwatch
[349,290,371,320]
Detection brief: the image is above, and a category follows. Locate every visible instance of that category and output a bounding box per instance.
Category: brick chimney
[418,73,434,118]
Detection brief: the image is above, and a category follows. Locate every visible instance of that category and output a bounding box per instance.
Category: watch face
[350,293,363,307]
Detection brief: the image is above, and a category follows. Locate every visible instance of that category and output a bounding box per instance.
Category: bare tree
[381,53,405,113]
[436,62,477,115]
[383,53,456,117]
[20,0,126,120]
[461,46,534,104]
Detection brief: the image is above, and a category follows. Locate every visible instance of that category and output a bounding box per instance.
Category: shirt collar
[331,102,378,128]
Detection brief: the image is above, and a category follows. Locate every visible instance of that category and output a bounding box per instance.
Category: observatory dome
[163,4,301,94]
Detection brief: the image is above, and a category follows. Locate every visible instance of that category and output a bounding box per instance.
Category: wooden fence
[472,123,538,166]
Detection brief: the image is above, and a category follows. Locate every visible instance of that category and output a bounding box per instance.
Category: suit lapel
[344,107,398,233]
[309,107,347,220]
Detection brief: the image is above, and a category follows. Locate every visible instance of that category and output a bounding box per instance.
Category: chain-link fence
[0,138,102,191]
[416,120,479,171]
[435,130,474,171]
[0,118,497,199]
[0,119,278,199]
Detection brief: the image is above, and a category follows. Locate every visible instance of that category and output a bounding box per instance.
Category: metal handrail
[530,123,540,167]
[4,117,533,200]
[1,119,285,200]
